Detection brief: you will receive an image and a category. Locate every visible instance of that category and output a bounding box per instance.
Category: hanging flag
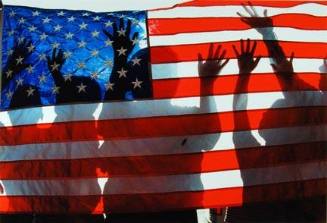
[0,0,326,214]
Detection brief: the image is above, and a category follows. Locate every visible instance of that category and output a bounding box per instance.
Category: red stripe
[150,41,327,63]
[178,1,327,7]
[153,73,325,99]
[0,107,325,146]
[149,15,327,36]
[0,142,325,179]
[0,180,325,214]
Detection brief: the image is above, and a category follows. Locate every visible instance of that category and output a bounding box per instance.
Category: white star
[131,78,143,89]
[76,83,87,93]
[117,47,127,56]
[79,22,88,30]
[93,16,101,21]
[78,41,86,48]
[16,56,24,65]
[65,32,74,39]
[18,17,26,24]
[131,57,142,66]
[5,70,13,78]
[104,60,113,68]
[119,14,125,19]
[40,33,48,40]
[77,62,86,69]
[6,90,13,100]
[57,11,65,16]
[38,74,47,84]
[8,50,14,56]
[26,87,35,97]
[105,39,113,47]
[63,51,72,59]
[131,37,139,45]
[90,72,99,80]
[42,17,51,24]
[51,42,60,49]
[117,28,126,36]
[26,65,34,74]
[8,30,15,36]
[32,11,40,16]
[105,82,114,91]
[50,62,60,71]
[9,11,16,17]
[39,53,47,61]
[54,24,63,32]
[28,25,37,32]
[63,74,72,82]
[18,37,25,44]
[117,67,128,78]
[82,12,90,17]
[27,44,35,52]
[91,50,99,57]
[91,30,100,37]
[132,19,139,25]
[105,21,113,27]
[67,16,75,22]
[16,78,24,87]
[52,85,60,94]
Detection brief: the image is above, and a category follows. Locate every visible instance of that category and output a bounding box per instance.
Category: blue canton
[1,6,151,110]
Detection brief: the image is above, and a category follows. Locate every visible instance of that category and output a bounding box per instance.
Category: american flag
[0,0,326,214]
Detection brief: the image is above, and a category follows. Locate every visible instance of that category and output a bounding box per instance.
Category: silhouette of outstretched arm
[197,45,228,218]
[2,39,32,88]
[47,49,66,87]
[103,18,139,99]
[103,18,138,77]
[198,43,229,107]
[233,39,261,147]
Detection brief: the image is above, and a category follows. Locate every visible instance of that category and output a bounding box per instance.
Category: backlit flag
[0,0,326,214]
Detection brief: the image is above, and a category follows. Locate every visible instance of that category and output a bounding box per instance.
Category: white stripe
[151,58,324,79]
[0,91,325,127]
[148,4,327,18]
[0,161,325,196]
[149,28,327,46]
[0,125,325,161]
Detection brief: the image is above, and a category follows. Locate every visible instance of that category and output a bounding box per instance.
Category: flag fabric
[0,0,326,214]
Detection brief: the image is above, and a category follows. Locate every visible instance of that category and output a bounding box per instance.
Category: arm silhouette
[103,18,139,99]
[47,48,66,87]
[233,39,261,147]
[198,43,229,108]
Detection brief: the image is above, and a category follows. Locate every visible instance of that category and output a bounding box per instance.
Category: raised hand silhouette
[47,49,101,104]
[232,39,261,146]
[237,2,273,35]
[2,39,33,88]
[233,39,261,75]
[103,18,138,61]
[47,48,66,78]
[271,52,295,80]
[198,43,229,77]
[103,19,139,100]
